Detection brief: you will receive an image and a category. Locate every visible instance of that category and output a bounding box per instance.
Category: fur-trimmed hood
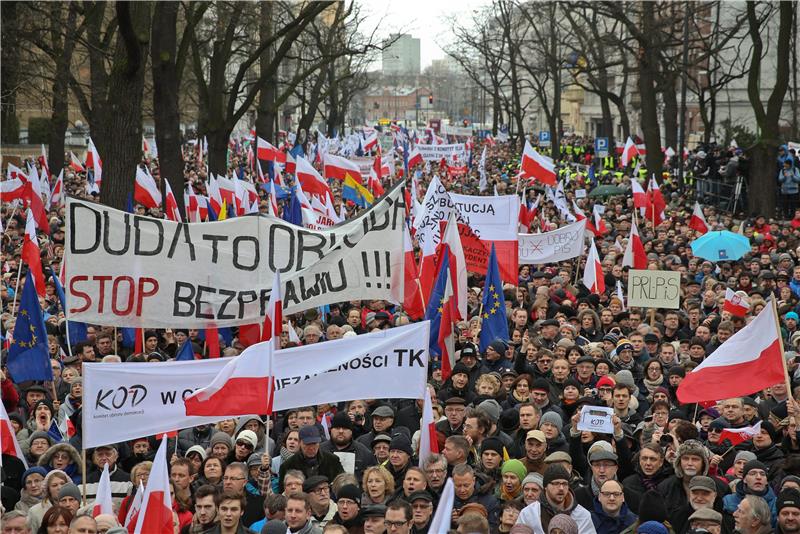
[38,442,83,471]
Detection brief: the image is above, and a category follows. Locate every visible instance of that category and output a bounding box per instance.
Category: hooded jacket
[38,442,83,484]
[655,440,729,517]
[722,479,777,527]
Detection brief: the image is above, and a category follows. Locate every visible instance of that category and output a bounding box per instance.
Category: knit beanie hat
[734,450,757,464]
[58,483,81,501]
[480,437,504,457]
[186,445,208,461]
[389,434,413,457]
[22,466,48,484]
[742,460,768,479]
[540,412,563,432]
[501,459,527,482]
[637,490,668,522]
[336,484,361,505]
[28,430,53,446]
[637,522,668,534]
[542,465,570,487]
[547,514,578,534]
[236,430,258,449]
[210,431,233,450]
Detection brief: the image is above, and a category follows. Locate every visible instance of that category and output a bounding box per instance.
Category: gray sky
[360,0,488,69]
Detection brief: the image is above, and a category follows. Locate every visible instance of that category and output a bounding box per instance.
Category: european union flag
[50,272,88,344]
[588,165,597,186]
[175,340,195,361]
[479,244,509,353]
[282,187,303,226]
[7,271,53,383]
[423,250,451,359]
[48,419,64,443]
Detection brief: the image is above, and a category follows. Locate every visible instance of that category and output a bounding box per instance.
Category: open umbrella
[690,230,751,262]
[588,185,625,198]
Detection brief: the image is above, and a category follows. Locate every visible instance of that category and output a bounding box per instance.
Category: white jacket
[516,501,596,534]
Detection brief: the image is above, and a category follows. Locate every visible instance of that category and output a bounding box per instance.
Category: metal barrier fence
[695,177,747,214]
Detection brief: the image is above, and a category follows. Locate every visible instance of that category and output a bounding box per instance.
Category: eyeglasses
[600,491,623,498]
[235,441,254,449]
[425,468,445,475]
[311,486,330,494]
[547,481,569,487]
[222,476,245,482]
[385,520,408,529]
[412,503,431,509]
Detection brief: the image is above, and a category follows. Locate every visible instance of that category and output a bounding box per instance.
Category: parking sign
[595,137,609,157]
[539,131,551,147]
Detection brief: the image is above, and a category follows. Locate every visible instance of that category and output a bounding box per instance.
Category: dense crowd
[1,134,800,534]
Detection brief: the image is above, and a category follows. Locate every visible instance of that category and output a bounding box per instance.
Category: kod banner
[82,322,430,448]
[518,219,587,264]
[65,183,405,328]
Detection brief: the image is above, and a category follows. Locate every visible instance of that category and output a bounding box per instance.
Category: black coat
[278,451,344,492]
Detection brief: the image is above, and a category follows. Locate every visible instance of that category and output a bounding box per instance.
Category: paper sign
[577,405,614,434]
[334,452,356,474]
[575,189,587,199]
[627,269,681,309]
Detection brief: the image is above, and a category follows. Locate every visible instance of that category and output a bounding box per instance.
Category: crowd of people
[1,132,800,534]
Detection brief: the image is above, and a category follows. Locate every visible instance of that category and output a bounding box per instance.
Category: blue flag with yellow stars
[7,270,53,383]
[479,243,509,353]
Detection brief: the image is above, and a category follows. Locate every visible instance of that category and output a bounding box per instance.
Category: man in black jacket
[278,425,344,493]
[320,412,376,482]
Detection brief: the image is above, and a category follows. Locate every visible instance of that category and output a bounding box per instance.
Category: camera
[354,413,364,423]
[660,434,674,445]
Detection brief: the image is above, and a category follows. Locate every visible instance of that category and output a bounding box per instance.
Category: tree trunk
[256,1,277,142]
[698,90,712,144]
[611,96,630,141]
[550,11,561,161]
[662,78,679,152]
[100,1,151,210]
[207,130,230,178]
[151,1,185,214]
[48,4,79,179]
[1,1,20,144]
[637,2,663,179]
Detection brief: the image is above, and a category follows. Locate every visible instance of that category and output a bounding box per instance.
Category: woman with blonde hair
[361,465,394,505]
[27,469,70,534]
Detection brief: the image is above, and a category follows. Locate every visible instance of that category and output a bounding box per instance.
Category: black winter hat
[480,437,504,457]
[451,362,470,377]
[777,488,800,512]
[336,484,361,505]
[330,411,354,431]
[542,465,570,487]
[637,489,668,522]
[743,460,768,479]
[389,434,413,457]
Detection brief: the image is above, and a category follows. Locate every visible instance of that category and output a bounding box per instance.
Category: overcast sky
[360,0,488,69]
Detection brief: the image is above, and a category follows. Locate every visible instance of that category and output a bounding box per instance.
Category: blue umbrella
[690,230,751,262]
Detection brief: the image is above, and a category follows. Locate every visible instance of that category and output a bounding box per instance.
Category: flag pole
[771,298,794,396]
[81,449,87,503]
[10,259,23,320]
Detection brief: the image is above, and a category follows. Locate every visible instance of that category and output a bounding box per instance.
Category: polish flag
[583,238,605,294]
[0,178,25,202]
[22,209,46,298]
[418,234,439,301]
[631,179,647,210]
[418,389,439,467]
[428,479,455,533]
[621,137,639,167]
[592,206,608,236]
[86,138,103,184]
[184,337,275,417]
[719,421,762,447]
[440,210,468,321]
[123,482,145,528]
[69,151,85,173]
[616,280,626,311]
[437,250,457,380]
[216,175,236,208]
[131,437,173,534]
[49,169,64,207]
[20,166,49,234]
[323,153,361,181]
[184,187,200,222]
[0,399,28,468]
[677,300,786,403]
[163,180,182,222]
[134,167,162,208]
[284,150,296,175]
[520,141,556,186]
[485,134,496,147]
[257,136,279,161]
[142,136,151,157]
[296,156,332,200]
[723,288,750,318]
[572,200,587,222]
[39,144,51,179]
[92,463,114,517]
[260,271,282,346]
[206,176,223,215]
[688,202,709,234]
[518,193,539,231]
[407,145,423,168]
[645,176,666,226]
[622,220,648,270]
[362,131,378,152]
[268,180,279,217]
[403,223,425,321]
[294,181,318,228]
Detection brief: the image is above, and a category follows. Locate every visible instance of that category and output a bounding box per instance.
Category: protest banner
[65,183,405,328]
[518,219,587,264]
[441,125,474,137]
[415,143,467,162]
[349,156,374,181]
[82,321,430,448]
[627,269,681,308]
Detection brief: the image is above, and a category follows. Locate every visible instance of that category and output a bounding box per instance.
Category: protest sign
[518,219,587,264]
[415,143,467,162]
[349,156,374,181]
[441,125,473,137]
[65,184,405,328]
[82,322,430,448]
[627,269,681,308]
[577,405,614,434]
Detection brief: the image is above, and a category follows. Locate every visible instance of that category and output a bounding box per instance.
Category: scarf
[643,376,663,395]
[500,483,521,502]
[640,474,659,491]
[280,446,295,462]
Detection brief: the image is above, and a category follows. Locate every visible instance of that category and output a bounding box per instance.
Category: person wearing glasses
[303,476,337,530]
[590,480,636,533]
[383,500,412,534]
[222,462,262,527]
[517,465,596,533]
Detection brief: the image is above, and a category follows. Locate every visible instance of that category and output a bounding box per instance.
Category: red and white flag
[362,131,378,152]
[403,222,425,321]
[260,271,282,347]
[323,153,361,181]
[216,175,236,209]
[0,178,25,202]
[428,479,454,533]
[583,238,605,294]
[184,338,275,417]
[163,180,182,222]
[268,180,279,217]
[86,138,103,185]
[134,167,162,209]
[621,137,639,167]
[723,288,750,318]
[206,176,223,215]
[407,145,423,168]
[49,169,64,207]
[677,300,786,403]
[418,388,439,467]
[440,210,468,321]
[719,421,762,447]
[92,463,114,517]
[631,179,647,210]
[296,156,332,201]
[39,144,51,179]
[22,209,46,298]
[69,151,85,173]
[689,202,709,234]
[0,399,28,468]
[418,231,438,301]
[256,136,279,161]
[520,140,556,186]
[622,220,648,270]
[645,176,666,226]
[19,165,49,234]
[123,482,145,528]
[131,437,173,534]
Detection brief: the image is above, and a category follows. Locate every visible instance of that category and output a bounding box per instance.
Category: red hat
[596,375,616,389]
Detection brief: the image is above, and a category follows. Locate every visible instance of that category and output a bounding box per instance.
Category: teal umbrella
[690,231,751,262]
[588,185,625,198]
